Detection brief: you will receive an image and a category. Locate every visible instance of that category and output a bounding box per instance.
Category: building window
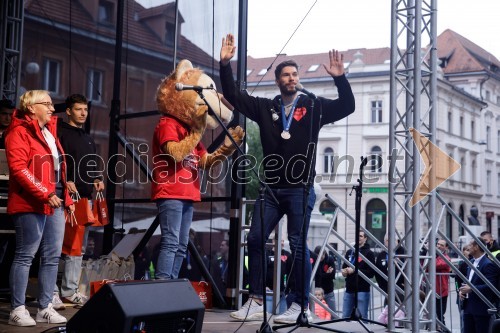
[369,146,383,173]
[43,59,61,94]
[486,126,491,150]
[87,69,103,103]
[371,100,382,123]
[459,116,464,137]
[448,112,452,133]
[487,170,491,194]
[307,64,320,72]
[498,131,500,153]
[471,159,477,184]
[460,157,466,185]
[485,90,491,101]
[98,1,114,24]
[459,205,464,236]
[323,147,334,173]
[471,120,475,141]
[497,173,500,196]
[257,68,267,76]
[165,22,175,47]
[365,198,387,243]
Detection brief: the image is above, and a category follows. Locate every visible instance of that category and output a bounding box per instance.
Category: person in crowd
[341,231,375,319]
[375,234,406,302]
[178,228,209,281]
[52,94,104,309]
[5,90,74,326]
[454,245,471,333]
[480,231,500,260]
[210,239,230,303]
[265,238,291,314]
[313,246,336,312]
[435,239,452,331]
[0,99,14,273]
[313,287,331,320]
[459,238,499,333]
[377,297,405,326]
[220,33,355,324]
[0,98,15,148]
[83,236,97,260]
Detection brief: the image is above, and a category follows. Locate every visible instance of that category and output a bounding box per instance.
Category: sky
[246,0,500,59]
[136,0,500,61]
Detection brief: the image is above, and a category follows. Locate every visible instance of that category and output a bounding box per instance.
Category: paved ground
[0,287,463,333]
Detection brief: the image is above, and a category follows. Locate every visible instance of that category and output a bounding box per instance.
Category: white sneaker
[230,298,266,321]
[62,290,88,305]
[36,303,67,324]
[8,305,36,327]
[52,292,66,310]
[273,302,313,324]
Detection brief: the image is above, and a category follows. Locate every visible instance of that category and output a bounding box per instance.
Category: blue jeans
[10,207,65,309]
[266,292,288,314]
[325,290,336,312]
[247,187,315,306]
[342,291,370,319]
[156,199,193,279]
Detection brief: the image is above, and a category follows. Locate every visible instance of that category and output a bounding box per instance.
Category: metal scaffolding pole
[0,0,23,102]
[389,0,437,332]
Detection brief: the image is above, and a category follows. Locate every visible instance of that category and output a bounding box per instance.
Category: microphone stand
[196,90,278,333]
[304,157,386,333]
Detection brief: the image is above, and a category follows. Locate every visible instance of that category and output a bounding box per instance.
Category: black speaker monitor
[66,279,205,333]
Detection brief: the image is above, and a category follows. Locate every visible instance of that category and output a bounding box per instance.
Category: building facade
[246,29,500,251]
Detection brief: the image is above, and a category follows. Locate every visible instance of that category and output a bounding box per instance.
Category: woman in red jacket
[5,90,74,327]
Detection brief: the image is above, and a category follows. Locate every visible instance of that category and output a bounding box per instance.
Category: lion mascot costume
[151,59,244,280]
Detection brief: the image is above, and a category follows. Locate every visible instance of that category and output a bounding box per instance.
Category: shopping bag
[93,192,109,226]
[72,192,96,227]
[62,211,85,256]
[190,281,213,309]
[79,253,135,297]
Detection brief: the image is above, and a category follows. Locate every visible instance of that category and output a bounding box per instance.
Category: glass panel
[21,1,239,252]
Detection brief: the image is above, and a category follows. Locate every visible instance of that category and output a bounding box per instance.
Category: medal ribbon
[280,96,299,133]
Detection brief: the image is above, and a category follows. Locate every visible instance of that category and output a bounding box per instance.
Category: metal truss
[0,0,23,101]
[389,0,438,331]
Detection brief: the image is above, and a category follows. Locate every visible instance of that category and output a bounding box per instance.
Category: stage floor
[0,298,389,333]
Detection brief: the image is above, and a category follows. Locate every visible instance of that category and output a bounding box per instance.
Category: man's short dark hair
[0,98,15,110]
[274,60,299,80]
[480,231,492,237]
[65,94,88,109]
[473,238,488,253]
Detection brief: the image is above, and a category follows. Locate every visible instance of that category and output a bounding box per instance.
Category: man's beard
[280,86,295,96]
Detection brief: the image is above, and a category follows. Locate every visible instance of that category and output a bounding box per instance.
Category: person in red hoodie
[5,90,74,327]
[436,239,452,331]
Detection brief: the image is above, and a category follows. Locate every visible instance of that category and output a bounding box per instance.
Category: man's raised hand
[323,49,345,77]
[220,33,237,66]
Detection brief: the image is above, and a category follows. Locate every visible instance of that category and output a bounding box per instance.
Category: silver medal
[281,131,291,140]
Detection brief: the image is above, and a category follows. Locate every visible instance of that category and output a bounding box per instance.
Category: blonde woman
[5,90,74,326]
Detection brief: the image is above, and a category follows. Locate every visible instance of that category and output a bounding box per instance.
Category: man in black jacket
[221,33,355,324]
[342,231,375,319]
[53,94,104,309]
[375,235,405,301]
[313,246,337,312]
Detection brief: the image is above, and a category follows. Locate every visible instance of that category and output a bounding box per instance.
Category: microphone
[295,83,317,99]
[175,83,214,91]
